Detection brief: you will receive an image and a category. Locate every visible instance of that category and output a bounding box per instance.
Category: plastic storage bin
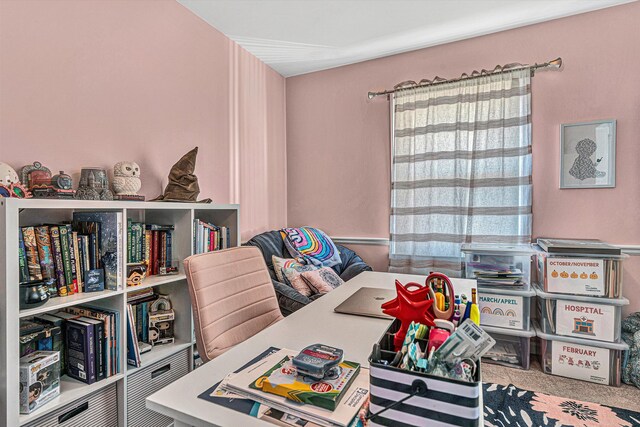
[535,324,628,386]
[462,244,536,291]
[535,284,628,343]
[477,286,535,331]
[482,325,535,370]
[535,249,626,298]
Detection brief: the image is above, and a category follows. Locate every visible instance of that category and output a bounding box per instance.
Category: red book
[150,231,158,275]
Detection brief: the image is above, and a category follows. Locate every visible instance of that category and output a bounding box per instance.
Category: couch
[244,230,372,316]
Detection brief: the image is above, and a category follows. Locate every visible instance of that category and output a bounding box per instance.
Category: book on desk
[199,348,369,427]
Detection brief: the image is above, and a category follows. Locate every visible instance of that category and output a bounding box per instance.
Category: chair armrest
[271,279,311,316]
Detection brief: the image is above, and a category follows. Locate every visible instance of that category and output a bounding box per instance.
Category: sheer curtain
[389,69,532,276]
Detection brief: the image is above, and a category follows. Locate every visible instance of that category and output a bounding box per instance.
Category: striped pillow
[280,227,341,268]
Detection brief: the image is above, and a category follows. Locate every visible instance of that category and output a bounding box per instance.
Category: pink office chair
[183,246,284,362]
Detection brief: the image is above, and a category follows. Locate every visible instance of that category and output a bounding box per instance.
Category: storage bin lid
[478,286,535,297]
[461,243,536,255]
[533,323,629,350]
[533,283,629,306]
[482,324,535,338]
[534,244,628,260]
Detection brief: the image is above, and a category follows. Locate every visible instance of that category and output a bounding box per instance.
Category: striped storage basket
[368,320,482,427]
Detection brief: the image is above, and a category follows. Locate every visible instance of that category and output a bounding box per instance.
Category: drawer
[24,383,118,427]
[127,348,190,427]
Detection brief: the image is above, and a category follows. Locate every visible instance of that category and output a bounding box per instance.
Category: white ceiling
[178,0,633,77]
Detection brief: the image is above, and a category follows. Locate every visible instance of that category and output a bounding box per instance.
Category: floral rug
[483,383,640,427]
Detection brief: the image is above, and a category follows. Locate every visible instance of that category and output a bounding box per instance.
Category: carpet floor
[482,361,640,412]
[483,382,640,427]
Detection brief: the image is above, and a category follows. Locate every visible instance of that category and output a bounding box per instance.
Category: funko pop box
[19,350,61,414]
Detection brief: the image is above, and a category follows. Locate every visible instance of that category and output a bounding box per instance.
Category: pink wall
[0,0,287,240]
[286,2,640,315]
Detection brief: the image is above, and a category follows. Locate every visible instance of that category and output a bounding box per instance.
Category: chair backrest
[184,246,284,362]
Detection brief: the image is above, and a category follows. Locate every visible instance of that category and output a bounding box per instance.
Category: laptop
[333,287,396,319]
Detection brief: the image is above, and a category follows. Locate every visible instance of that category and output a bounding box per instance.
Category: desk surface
[146,271,446,427]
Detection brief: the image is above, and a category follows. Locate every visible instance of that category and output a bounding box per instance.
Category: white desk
[146,271,464,427]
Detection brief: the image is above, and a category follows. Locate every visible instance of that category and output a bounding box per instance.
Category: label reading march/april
[478,294,524,329]
[551,340,610,385]
[546,258,605,296]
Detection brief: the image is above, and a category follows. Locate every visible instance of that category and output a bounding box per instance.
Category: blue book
[126,304,140,367]
[142,302,148,343]
[65,319,96,384]
[18,230,29,283]
[166,231,172,268]
[89,306,121,375]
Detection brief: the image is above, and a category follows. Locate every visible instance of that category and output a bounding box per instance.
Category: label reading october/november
[551,340,610,385]
[546,258,605,296]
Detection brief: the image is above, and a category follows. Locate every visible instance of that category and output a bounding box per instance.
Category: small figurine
[0,162,19,185]
[148,296,175,346]
[113,161,144,201]
[75,168,113,200]
[0,162,31,198]
[19,162,74,199]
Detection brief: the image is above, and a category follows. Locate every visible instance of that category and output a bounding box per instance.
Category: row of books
[128,288,158,345]
[20,305,121,384]
[204,348,369,427]
[126,221,174,276]
[18,211,123,295]
[126,288,174,368]
[194,219,231,254]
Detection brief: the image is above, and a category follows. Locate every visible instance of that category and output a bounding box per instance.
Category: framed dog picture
[560,120,616,189]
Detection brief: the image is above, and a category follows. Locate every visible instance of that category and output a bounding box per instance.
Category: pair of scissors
[425,272,455,320]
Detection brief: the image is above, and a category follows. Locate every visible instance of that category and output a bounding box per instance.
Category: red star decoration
[382,280,436,351]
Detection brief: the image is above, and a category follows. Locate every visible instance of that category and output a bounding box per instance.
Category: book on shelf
[58,225,76,295]
[63,306,118,378]
[17,212,127,298]
[126,221,174,279]
[34,226,55,283]
[65,318,96,384]
[224,349,369,427]
[18,230,30,284]
[193,219,231,254]
[26,306,122,382]
[21,226,43,282]
[73,211,123,291]
[126,304,141,368]
[77,317,105,381]
[48,225,67,296]
[126,290,165,367]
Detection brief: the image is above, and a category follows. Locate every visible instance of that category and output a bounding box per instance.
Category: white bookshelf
[0,198,240,427]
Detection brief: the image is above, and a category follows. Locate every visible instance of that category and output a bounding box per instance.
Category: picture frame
[560,119,616,189]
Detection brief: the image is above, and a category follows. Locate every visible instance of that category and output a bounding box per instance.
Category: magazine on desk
[198,348,368,427]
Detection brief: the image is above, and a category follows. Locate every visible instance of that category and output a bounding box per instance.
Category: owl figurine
[113,161,142,195]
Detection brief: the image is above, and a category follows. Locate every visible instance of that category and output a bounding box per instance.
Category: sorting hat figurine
[153,147,211,203]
